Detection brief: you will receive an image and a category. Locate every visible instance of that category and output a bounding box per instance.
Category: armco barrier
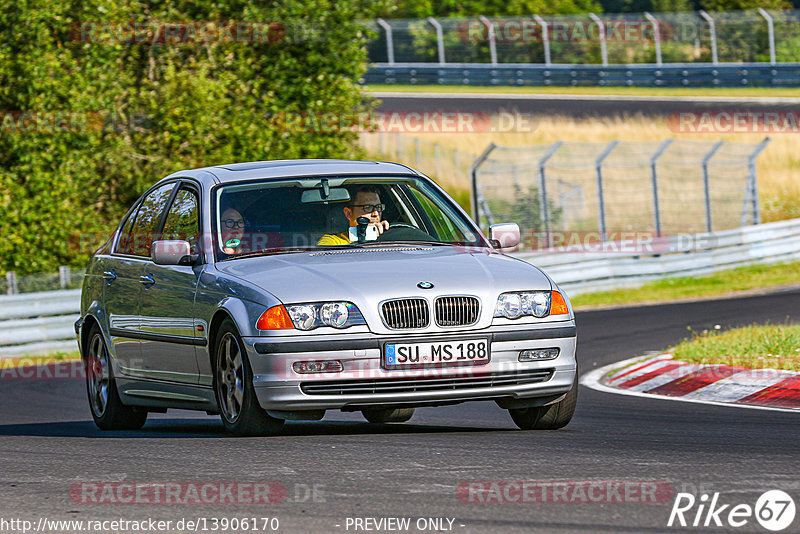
[515,217,800,295]
[0,218,798,356]
[0,289,80,358]
[365,63,800,88]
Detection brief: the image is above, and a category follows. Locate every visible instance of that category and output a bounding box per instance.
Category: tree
[0,0,389,274]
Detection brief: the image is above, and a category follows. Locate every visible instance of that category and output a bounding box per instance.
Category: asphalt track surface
[372,91,800,118]
[1,289,799,533]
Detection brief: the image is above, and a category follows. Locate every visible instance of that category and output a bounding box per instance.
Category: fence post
[650,139,673,237]
[6,271,17,295]
[537,142,564,248]
[470,143,497,224]
[747,137,771,225]
[757,8,776,65]
[512,165,519,190]
[699,10,718,65]
[427,17,446,64]
[434,144,441,178]
[596,141,619,241]
[479,16,498,65]
[702,140,725,233]
[395,133,402,160]
[644,12,662,67]
[59,266,71,289]
[588,13,608,67]
[533,15,551,66]
[376,18,395,65]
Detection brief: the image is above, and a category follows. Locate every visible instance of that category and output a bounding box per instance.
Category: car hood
[215,246,551,304]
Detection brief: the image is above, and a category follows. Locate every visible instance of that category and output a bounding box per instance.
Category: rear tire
[362,407,415,423]
[214,319,284,436]
[509,369,578,430]
[84,324,147,431]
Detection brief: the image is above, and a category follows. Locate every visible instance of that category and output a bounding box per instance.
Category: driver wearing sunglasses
[317,186,390,246]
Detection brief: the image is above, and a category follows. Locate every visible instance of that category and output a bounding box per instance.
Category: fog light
[292,360,343,374]
[519,348,560,361]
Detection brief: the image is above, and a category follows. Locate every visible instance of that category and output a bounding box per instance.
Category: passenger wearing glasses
[317,185,389,246]
[220,207,246,254]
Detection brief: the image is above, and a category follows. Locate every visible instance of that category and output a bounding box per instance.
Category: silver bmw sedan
[76,160,578,435]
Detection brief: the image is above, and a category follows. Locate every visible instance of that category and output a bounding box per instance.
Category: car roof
[162,159,423,186]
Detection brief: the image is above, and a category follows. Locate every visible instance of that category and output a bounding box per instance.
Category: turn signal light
[257,305,294,330]
[519,348,560,361]
[550,291,570,315]
[292,360,343,374]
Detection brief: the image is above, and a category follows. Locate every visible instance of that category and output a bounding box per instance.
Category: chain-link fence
[367,9,800,66]
[2,267,85,295]
[361,134,769,242]
[471,139,770,245]
[360,133,472,186]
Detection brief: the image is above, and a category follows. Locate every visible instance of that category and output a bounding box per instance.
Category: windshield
[213,176,487,260]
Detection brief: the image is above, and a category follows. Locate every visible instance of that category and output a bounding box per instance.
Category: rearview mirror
[301,187,350,204]
[152,240,196,266]
[490,223,520,250]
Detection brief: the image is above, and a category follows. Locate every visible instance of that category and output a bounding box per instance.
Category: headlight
[320,302,349,328]
[495,293,523,319]
[272,302,365,331]
[494,291,554,319]
[288,304,317,330]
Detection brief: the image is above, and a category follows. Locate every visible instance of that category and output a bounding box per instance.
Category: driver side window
[161,187,200,254]
[130,183,177,257]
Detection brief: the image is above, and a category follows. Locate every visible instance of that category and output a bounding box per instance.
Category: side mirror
[152,240,196,266]
[490,223,520,250]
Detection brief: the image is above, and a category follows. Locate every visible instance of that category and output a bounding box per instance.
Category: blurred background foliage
[0,0,387,274]
[0,0,797,275]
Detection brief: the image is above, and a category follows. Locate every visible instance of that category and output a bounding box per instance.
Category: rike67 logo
[668,490,795,531]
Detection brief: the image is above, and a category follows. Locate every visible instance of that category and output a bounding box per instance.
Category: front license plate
[383,339,490,369]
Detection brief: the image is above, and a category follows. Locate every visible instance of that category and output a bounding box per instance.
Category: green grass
[0,350,81,367]
[571,261,800,309]
[367,84,800,98]
[671,324,800,371]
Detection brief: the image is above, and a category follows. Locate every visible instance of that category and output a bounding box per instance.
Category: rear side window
[161,187,200,254]
[127,183,176,257]
[115,208,138,255]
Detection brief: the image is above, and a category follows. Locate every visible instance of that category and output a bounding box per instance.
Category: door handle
[102,271,116,281]
[139,274,155,286]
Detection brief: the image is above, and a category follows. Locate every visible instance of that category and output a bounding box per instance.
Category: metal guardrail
[515,217,800,295]
[1,218,798,356]
[364,63,800,87]
[0,289,80,358]
[364,9,800,86]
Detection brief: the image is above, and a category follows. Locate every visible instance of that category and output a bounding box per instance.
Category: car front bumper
[242,323,577,412]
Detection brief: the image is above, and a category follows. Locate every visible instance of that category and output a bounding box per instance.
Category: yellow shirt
[317,232,351,246]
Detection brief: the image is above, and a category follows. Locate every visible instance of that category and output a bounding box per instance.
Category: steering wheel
[375,223,434,242]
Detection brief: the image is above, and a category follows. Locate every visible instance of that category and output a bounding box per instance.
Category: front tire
[509,370,578,430]
[362,408,415,423]
[84,324,147,430]
[214,319,284,436]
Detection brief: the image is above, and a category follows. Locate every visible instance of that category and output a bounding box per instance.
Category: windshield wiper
[222,246,327,260]
[356,240,455,247]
